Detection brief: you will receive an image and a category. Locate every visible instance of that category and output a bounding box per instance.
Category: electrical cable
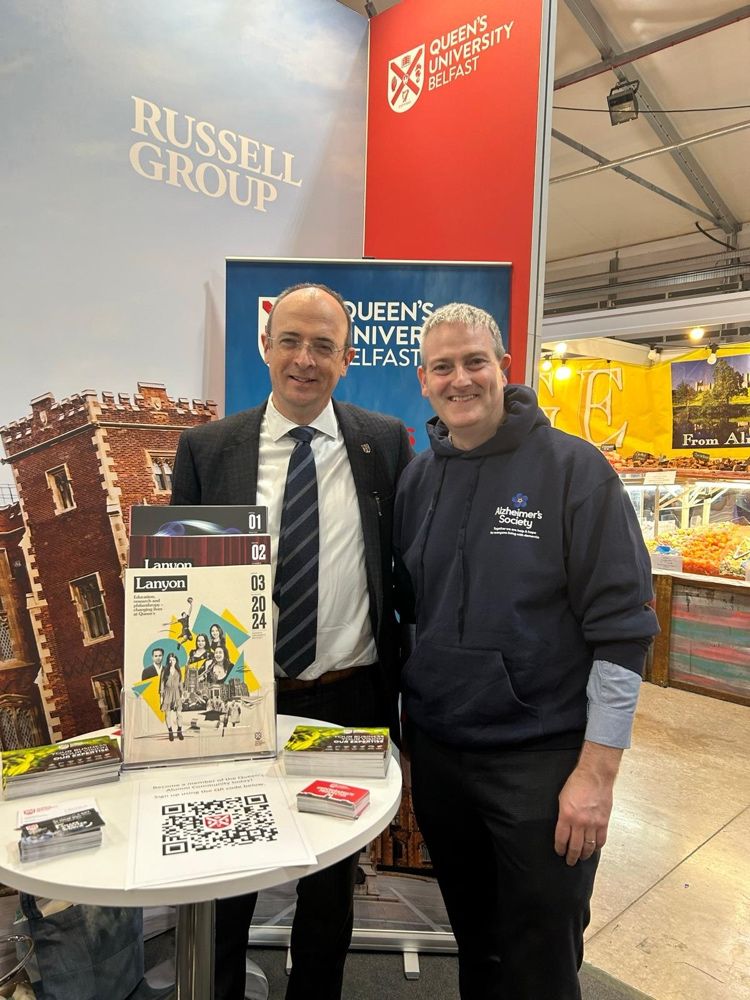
[554,104,750,113]
[694,222,737,251]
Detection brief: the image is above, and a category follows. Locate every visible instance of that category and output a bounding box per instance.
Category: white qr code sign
[130,770,316,888]
[161,794,279,855]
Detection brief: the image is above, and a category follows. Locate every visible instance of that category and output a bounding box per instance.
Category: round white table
[0,715,402,1000]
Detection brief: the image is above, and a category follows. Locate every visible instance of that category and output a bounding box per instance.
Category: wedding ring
[584,839,596,845]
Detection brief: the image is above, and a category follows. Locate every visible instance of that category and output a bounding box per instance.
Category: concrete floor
[583,682,750,1000]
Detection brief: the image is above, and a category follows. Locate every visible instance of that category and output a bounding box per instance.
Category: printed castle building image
[0,502,47,749]
[0,383,216,745]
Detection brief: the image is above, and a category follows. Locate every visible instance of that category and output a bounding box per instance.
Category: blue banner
[225,258,511,452]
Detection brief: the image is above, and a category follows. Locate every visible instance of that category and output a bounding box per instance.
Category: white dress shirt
[257,395,377,679]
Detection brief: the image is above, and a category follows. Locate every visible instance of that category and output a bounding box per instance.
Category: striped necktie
[273,426,319,678]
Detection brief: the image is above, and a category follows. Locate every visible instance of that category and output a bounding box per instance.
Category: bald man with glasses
[171,282,413,1000]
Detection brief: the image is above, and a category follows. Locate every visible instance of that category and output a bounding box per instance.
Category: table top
[0,716,402,907]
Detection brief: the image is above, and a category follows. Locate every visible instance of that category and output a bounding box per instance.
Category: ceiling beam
[552,120,750,183]
[542,289,750,342]
[563,0,741,235]
[552,129,722,226]
[555,5,750,90]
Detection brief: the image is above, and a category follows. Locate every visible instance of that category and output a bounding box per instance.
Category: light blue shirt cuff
[585,659,642,749]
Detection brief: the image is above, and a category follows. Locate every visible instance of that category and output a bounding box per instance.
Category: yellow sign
[537,348,750,459]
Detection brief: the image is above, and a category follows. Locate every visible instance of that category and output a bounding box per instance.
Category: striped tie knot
[289,426,314,445]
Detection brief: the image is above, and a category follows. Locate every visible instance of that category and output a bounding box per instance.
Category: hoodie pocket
[402,638,543,747]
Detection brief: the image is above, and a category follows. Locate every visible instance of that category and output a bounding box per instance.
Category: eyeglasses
[267,335,347,360]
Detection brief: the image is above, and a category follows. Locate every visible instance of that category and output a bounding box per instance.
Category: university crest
[388,44,425,113]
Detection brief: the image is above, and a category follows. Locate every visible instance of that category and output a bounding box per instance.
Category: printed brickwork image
[122,564,275,768]
[0,383,216,748]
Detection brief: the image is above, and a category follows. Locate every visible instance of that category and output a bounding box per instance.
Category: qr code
[160,794,278,856]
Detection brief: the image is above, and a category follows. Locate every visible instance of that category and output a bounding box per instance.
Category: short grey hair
[420,303,505,362]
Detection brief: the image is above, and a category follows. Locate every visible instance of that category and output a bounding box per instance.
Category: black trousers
[214,665,387,1000]
[409,724,599,1000]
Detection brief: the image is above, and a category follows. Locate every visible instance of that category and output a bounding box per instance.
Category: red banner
[365,0,547,378]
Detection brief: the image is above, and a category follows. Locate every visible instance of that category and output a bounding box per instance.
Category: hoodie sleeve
[565,475,658,673]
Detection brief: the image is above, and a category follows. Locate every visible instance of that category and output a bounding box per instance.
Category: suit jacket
[170,399,413,725]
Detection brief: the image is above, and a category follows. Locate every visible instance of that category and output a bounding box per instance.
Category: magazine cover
[122,563,275,769]
[130,504,267,536]
[128,533,271,569]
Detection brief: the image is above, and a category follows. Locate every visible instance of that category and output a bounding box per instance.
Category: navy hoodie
[393,385,658,750]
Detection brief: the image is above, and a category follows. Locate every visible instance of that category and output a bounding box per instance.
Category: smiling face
[418,322,511,451]
[262,287,354,424]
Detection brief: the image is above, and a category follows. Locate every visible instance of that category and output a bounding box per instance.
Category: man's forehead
[424,322,497,354]
[274,289,346,327]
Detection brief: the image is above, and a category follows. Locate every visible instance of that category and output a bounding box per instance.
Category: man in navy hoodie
[394,303,658,1000]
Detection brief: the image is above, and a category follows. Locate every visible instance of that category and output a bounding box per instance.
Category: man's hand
[554,741,623,867]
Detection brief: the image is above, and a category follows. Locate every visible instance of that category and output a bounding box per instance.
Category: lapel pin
[361,443,371,454]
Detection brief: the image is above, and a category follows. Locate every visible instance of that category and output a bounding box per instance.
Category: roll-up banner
[225,257,511,447]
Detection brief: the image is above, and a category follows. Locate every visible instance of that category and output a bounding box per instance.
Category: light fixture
[607,79,640,126]
[689,326,705,342]
[552,342,567,356]
[364,0,378,16]
[647,345,661,362]
[707,344,718,365]
[540,354,553,372]
[555,359,572,381]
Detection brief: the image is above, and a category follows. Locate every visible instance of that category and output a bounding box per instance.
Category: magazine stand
[0,716,402,1000]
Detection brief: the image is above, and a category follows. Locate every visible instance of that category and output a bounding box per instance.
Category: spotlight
[555,360,572,381]
[707,344,718,365]
[364,1,377,16]
[552,342,568,356]
[647,345,660,362]
[540,355,553,373]
[607,79,640,126]
[688,326,705,342]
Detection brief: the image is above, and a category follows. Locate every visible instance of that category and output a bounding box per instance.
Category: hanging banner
[225,258,511,450]
[537,348,750,460]
[364,0,553,381]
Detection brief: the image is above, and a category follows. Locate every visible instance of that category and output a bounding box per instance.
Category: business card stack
[17,800,105,862]
[1,736,122,800]
[297,779,370,820]
[283,725,391,778]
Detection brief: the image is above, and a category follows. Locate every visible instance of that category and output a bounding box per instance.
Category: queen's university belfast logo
[388,45,425,113]
[385,17,516,114]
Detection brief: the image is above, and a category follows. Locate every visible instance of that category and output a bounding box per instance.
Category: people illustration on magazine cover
[130,598,272,751]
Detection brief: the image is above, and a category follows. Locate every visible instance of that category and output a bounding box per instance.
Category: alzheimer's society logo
[257,296,275,359]
[388,45,425,113]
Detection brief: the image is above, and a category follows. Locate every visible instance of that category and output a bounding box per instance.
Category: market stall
[537,346,750,706]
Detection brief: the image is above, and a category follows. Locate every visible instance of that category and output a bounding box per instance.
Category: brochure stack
[1,737,121,800]
[283,725,391,778]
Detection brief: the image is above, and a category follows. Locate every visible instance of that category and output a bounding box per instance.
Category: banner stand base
[249,925,458,980]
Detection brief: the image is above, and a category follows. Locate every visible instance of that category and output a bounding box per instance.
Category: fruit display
[645,523,750,578]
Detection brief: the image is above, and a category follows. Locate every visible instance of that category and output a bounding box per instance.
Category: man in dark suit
[171,282,412,1000]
